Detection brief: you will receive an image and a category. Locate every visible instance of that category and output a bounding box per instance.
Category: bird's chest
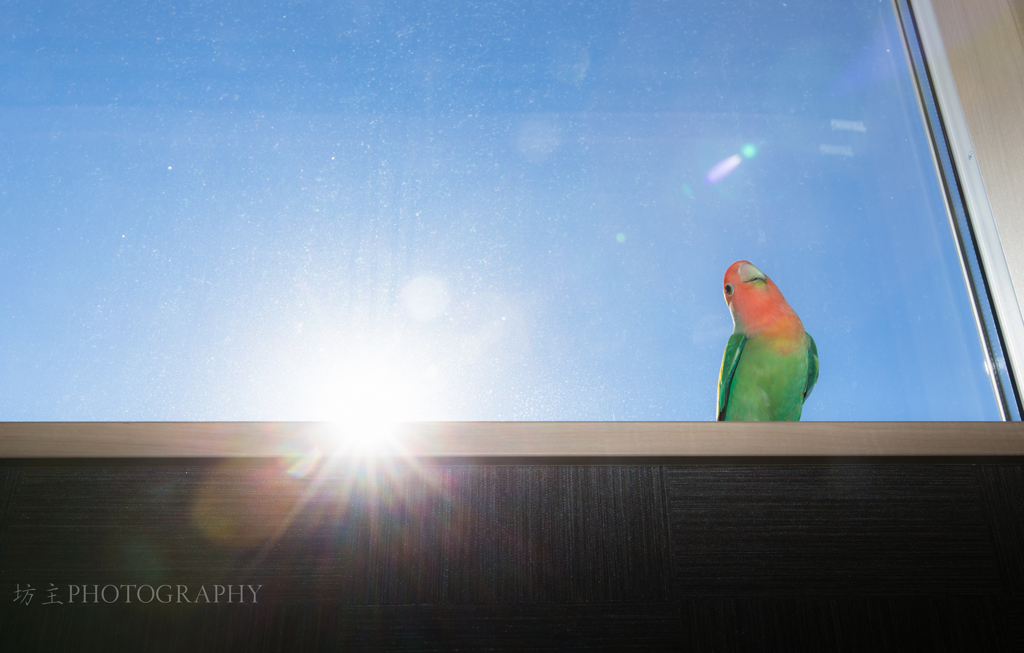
[728,336,807,420]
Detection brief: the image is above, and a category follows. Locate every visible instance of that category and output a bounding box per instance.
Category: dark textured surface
[978,465,1024,651]
[1,462,1023,651]
[1,603,685,652]
[0,465,672,604]
[676,596,1013,652]
[0,467,18,547]
[665,465,1001,595]
[978,465,1024,594]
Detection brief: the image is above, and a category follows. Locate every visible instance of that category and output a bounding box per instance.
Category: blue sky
[0,0,1000,420]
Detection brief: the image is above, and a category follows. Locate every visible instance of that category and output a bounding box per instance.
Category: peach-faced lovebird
[717,260,818,421]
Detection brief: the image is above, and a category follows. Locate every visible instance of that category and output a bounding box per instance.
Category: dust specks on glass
[0,0,1001,421]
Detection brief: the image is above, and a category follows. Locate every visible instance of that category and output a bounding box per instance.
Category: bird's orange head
[722,260,802,336]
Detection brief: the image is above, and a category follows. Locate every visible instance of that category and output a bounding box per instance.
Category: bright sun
[302,349,428,454]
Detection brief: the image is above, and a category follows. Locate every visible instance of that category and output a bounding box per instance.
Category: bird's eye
[724,283,734,296]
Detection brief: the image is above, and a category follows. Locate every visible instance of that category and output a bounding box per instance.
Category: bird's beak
[738,262,767,284]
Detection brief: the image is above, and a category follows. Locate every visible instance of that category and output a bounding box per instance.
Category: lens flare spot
[705,154,742,184]
[742,144,757,158]
[616,232,626,243]
[192,467,303,548]
[284,445,322,478]
[682,184,694,198]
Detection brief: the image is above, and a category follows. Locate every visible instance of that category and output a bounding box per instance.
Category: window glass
[0,0,1000,420]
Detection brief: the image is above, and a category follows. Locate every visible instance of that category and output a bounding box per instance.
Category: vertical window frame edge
[896,0,1024,419]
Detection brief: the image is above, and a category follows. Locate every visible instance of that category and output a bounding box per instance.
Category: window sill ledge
[1,421,1023,458]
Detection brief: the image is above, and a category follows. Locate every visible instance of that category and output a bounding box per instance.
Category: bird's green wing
[717,333,747,421]
[804,333,819,401]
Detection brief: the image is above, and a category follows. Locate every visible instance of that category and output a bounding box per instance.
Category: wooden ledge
[1,422,1024,458]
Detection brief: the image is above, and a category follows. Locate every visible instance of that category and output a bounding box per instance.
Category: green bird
[717,260,818,421]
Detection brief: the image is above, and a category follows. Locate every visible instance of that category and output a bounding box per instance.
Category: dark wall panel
[1,603,685,653]
[676,596,1014,652]
[665,465,1002,595]
[978,465,1024,593]
[2,463,1023,651]
[0,465,673,604]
